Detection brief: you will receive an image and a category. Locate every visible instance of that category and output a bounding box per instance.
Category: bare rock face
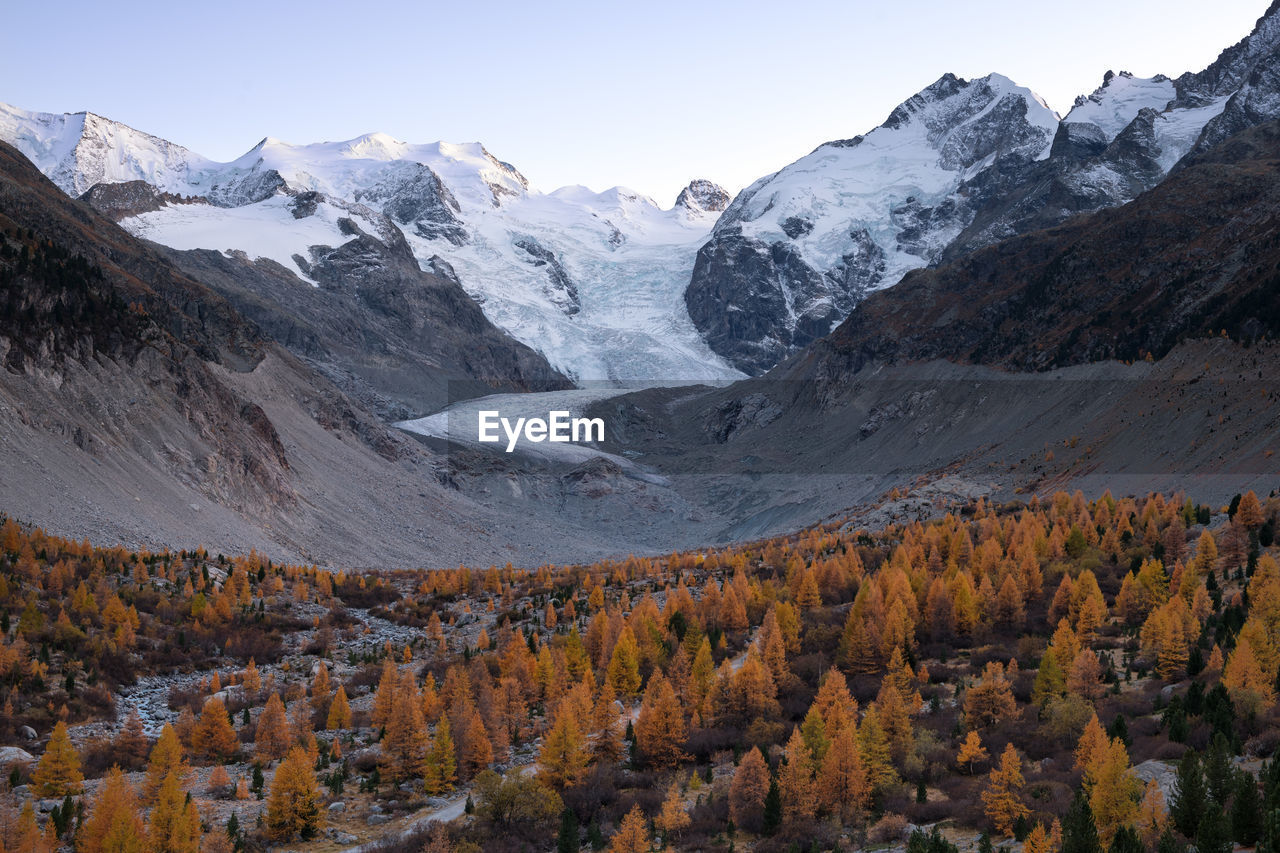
[513,237,579,316]
[353,161,468,245]
[675,179,729,213]
[79,180,206,220]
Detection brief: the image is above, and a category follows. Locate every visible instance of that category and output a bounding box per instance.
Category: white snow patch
[1064,74,1177,142]
[122,196,378,285]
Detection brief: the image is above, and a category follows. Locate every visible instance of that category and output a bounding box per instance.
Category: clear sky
[2,0,1270,205]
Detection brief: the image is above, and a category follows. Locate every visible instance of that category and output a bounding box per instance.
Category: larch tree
[957,730,989,774]
[608,803,650,853]
[370,658,399,729]
[1191,530,1218,577]
[796,568,822,609]
[31,720,82,797]
[144,724,190,804]
[326,684,352,730]
[1237,491,1264,530]
[858,704,900,794]
[730,746,771,833]
[1067,650,1105,702]
[1024,822,1054,853]
[1032,651,1067,705]
[819,727,870,823]
[1223,634,1276,714]
[425,716,458,795]
[310,661,330,712]
[112,710,149,770]
[964,662,1018,728]
[779,726,817,822]
[1137,779,1169,850]
[607,627,642,698]
[381,681,430,783]
[147,771,202,853]
[1074,713,1109,776]
[193,697,239,762]
[241,658,261,695]
[1085,737,1140,847]
[79,766,145,853]
[874,679,915,761]
[655,781,691,840]
[265,746,322,842]
[811,668,858,739]
[982,743,1029,837]
[255,693,292,762]
[800,706,831,764]
[636,673,688,769]
[456,702,494,779]
[538,703,589,789]
[207,764,231,796]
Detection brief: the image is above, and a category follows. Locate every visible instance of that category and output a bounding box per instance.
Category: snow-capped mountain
[5,3,1280,383]
[687,1,1280,374]
[0,101,740,385]
[684,73,1059,373]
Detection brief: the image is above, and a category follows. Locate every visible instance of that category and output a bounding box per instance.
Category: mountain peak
[675,179,729,213]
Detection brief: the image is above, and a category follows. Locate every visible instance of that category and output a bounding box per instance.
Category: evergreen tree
[1108,825,1143,853]
[1170,751,1206,838]
[1259,808,1280,853]
[1204,734,1234,806]
[557,807,579,853]
[763,776,782,836]
[1106,714,1130,748]
[1232,768,1264,846]
[1195,803,1231,853]
[1062,791,1102,853]
[1156,826,1186,853]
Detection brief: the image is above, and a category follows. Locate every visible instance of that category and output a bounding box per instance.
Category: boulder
[0,747,35,767]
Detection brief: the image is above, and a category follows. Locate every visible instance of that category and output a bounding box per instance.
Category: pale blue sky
[2,0,1269,204]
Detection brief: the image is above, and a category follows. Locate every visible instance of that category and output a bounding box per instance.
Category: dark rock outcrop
[675,179,730,213]
[513,237,579,316]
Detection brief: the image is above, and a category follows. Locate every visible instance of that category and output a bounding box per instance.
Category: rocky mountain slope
[576,117,1280,538]
[806,118,1280,377]
[687,1,1280,374]
[0,141,728,567]
[0,104,739,384]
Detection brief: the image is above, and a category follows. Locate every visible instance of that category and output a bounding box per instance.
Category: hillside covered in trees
[0,489,1277,853]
